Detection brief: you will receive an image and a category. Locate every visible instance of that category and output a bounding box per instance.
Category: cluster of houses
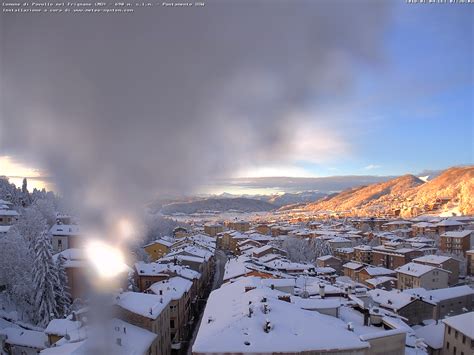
[188,214,474,354]
[0,199,19,235]
[1,204,474,355]
[0,216,217,355]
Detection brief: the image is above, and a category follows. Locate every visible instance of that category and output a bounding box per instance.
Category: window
[447,341,450,349]
[462,335,466,344]
[453,346,456,355]
[448,326,451,334]
[170,319,175,328]
[455,331,458,339]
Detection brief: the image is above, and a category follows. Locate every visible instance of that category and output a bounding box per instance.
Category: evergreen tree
[21,178,31,206]
[54,255,71,317]
[22,178,28,194]
[32,227,59,326]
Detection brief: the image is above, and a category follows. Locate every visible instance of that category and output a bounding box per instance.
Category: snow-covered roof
[412,222,435,228]
[396,262,448,277]
[160,254,205,264]
[329,237,351,243]
[413,255,454,264]
[368,289,416,311]
[291,296,341,311]
[435,219,465,227]
[246,232,273,242]
[440,230,472,238]
[365,276,397,287]
[109,318,157,355]
[255,253,281,263]
[40,340,85,354]
[49,224,80,236]
[53,248,86,268]
[45,319,82,336]
[252,245,276,254]
[363,266,396,277]
[224,255,252,281]
[135,261,201,280]
[354,245,372,251]
[0,318,20,330]
[317,255,338,261]
[0,327,48,349]
[0,225,11,233]
[238,239,261,246]
[192,278,369,353]
[115,292,170,320]
[414,322,444,350]
[144,238,174,248]
[149,276,192,300]
[335,247,354,253]
[264,259,314,272]
[383,220,412,226]
[0,209,19,216]
[403,285,474,303]
[204,222,222,227]
[315,266,336,274]
[260,278,296,288]
[442,312,474,339]
[343,262,364,270]
[167,245,213,261]
[41,318,157,355]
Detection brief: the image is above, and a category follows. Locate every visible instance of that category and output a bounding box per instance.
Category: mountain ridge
[304,166,473,217]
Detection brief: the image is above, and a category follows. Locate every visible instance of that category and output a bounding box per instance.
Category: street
[186,249,227,355]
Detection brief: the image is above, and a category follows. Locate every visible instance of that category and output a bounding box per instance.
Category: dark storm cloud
[0,0,391,222]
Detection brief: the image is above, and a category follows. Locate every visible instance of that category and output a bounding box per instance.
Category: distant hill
[304,166,474,217]
[160,197,276,215]
[266,191,327,207]
[406,166,474,216]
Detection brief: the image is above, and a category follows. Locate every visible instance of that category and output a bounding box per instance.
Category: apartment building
[396,262,449,291]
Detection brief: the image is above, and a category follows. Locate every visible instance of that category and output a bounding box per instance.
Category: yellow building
[173,227,189,239]
[144,238,175,261]
[204,223,224,236]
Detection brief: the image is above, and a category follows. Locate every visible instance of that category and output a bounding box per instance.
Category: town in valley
[1,0,473,354]
[0,166,473,354]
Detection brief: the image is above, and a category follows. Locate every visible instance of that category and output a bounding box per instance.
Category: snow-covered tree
[310,238,333,259]
[33,198,58,228]
[54,255,71,317]
[282,237,332,263]
[32,227,59,326]
[0,228,35,318]
[14,206,49,246]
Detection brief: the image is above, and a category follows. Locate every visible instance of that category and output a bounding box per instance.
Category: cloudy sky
[1,1,473,202]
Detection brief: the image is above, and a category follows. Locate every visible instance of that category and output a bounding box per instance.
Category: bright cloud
[364,164,381,170]
[0,155,50,190]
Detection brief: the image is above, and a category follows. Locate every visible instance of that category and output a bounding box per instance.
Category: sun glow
[85,240,128,279]
[0,155,51,191]
[117,218,135,241]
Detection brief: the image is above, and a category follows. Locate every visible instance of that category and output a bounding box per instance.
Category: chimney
[319,284,326,299]
[263,320,271,333]
[363,311,369,326]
